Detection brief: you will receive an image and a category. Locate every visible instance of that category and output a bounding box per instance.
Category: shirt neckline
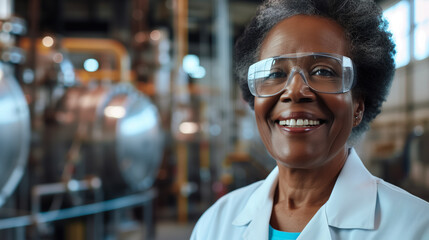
[269,224,300,240]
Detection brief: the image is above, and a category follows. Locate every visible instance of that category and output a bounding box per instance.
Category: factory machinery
[0,2,164,239]
[2,0,429,239]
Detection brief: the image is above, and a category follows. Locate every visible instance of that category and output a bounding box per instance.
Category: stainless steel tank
[45,83,164,197]
[0,62,31,207]
[0,7,30,208]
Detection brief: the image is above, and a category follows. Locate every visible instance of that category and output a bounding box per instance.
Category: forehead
[259,15,349,60]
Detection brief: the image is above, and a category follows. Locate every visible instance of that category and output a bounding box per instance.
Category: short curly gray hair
[235,0,396,140]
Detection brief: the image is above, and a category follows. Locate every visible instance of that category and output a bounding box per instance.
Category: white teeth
[279,119,321,127]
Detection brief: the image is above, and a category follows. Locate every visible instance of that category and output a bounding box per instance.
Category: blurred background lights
[67,179,79,192]
[42,36,54,48]
[59,58,76,86]
[83,58,99,72]
[209,124,221,136]
[8,51,22,63]
[150,30,161,41]
[179,121,199,134]
[90,177,102,188]
[2,22,12,32]
[192,66,206,79]
[104,106,126,119]
[183,54,199,72]
[134,31,147,44]
[52,53,63,63]
[183,54,206,79]
[22,69,34,84]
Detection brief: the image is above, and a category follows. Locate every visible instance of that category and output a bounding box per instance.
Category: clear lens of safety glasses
[247,52,355,97]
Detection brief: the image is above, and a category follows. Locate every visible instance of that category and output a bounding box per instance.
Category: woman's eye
[312,68,335,77]
[266,71,286,79]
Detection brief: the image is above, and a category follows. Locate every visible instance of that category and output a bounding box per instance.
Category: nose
[279,68,316,103]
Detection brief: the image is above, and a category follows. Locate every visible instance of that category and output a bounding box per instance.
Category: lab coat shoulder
[190,180,264,240]
[375,178,429,239]
[327,149,429,239]
[191,149,429,240]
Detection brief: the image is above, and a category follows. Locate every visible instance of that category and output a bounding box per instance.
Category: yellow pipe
[177,142,188,223]
[61,38,131,82]
[177,0,188,63]
[19,37,132,82]
[176,0,189,223]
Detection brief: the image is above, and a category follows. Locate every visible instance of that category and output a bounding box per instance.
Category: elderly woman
[191,0,429,239]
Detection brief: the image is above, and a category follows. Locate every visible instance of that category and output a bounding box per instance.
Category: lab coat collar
[325,148,378,230]
[232,148,378,239]
[232,166,278,239]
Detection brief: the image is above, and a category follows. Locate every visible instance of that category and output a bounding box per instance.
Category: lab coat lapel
[298,148,377,239]
[325,148,378,229]
[232,148,377,240]
[298,205,332,240]
[232,167,278,240]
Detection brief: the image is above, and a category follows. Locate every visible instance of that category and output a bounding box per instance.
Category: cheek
[328,95,355,137]
[254,97,275,124]
[330,93,354,115]
[254,100,269,131]
[254,97,276,146]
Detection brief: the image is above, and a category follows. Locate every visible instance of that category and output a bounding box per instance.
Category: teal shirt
[269,225,300,240]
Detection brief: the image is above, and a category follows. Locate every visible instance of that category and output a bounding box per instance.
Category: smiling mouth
[278,119,323,128]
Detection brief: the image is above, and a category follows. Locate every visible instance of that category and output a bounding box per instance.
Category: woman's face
[255,15,364,169]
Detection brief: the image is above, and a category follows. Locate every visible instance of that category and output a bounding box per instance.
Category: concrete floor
[155,221,195,240]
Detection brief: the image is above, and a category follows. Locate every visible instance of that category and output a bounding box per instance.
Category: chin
[274,154,325,169]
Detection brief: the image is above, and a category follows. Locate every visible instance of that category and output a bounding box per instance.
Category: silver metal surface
[48,83,164,195]
[0,62,31,207]
[112,86,164,191]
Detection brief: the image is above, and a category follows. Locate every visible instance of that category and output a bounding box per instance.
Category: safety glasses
[247,52,355,97]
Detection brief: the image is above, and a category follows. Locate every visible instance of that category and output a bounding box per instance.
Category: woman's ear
[353,97,365,127]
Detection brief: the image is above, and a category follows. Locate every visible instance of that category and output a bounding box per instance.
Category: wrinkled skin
[255,15,364,170]
[254,15,365,232]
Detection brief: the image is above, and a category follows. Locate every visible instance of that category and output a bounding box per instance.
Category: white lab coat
[191,149,429,240]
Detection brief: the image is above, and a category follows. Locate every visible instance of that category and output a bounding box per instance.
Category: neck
[275,149,348,209]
